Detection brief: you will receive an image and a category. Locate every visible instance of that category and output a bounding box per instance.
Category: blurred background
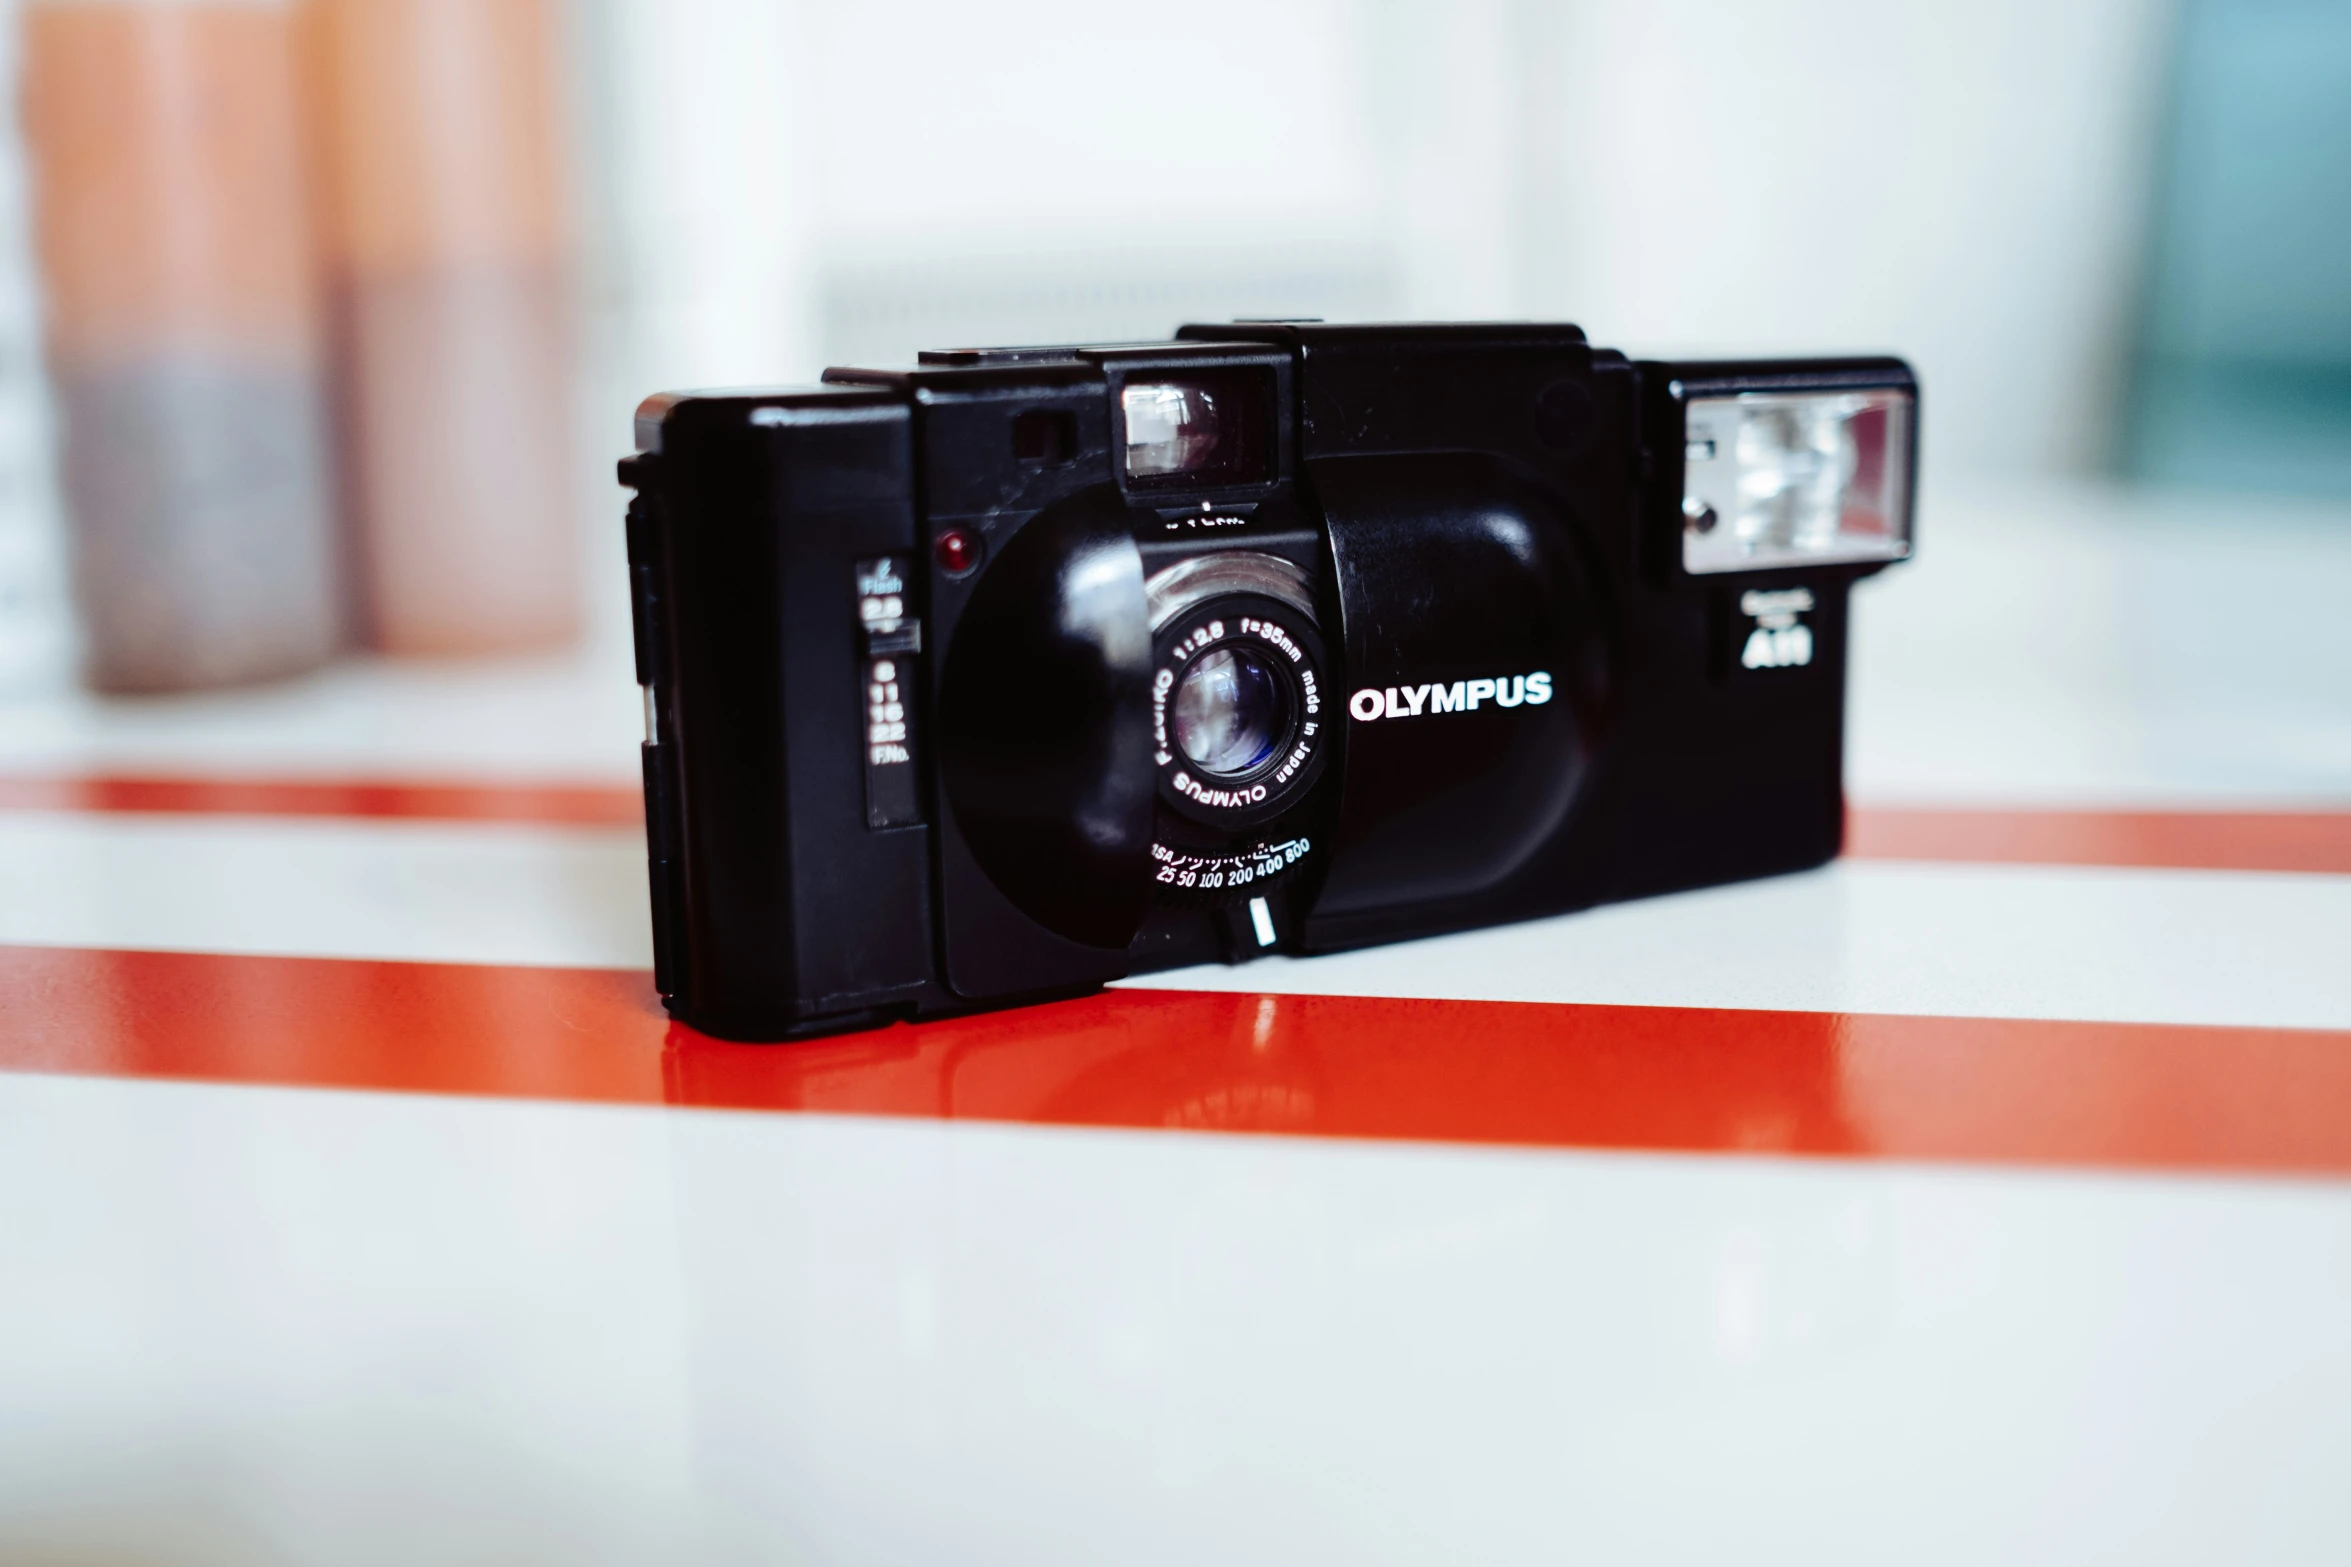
[0,0,2344,789]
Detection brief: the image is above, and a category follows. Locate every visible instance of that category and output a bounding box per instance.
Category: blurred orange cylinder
[22,1,342,692]
[303,0,577,656]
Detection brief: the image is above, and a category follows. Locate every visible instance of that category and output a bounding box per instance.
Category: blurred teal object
[2127,0,2351,495]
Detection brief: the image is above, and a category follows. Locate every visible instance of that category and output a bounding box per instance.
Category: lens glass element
[1171,646,1290,777]
[1681,387,1912,573]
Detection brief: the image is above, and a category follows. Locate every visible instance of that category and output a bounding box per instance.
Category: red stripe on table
[0,774,641,826]
[5,944,2347,1178]
[3,776,2346,874]
[1847,806,2351,875]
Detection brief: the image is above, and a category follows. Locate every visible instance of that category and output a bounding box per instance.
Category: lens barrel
[1144,553,1330,835]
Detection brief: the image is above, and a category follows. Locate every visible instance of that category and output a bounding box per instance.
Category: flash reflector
[1681,386,1912,574]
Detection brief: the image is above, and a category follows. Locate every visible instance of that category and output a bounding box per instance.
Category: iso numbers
[1151,837,1310,890]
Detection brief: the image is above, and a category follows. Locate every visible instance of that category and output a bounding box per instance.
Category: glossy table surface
[3,479,2349,1565]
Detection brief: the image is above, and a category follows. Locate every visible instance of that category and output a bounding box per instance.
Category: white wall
[584,0,1394,386]
[1521,0,2176,476]
[0,0,2180,686]
[583,0,2177,476]
[582,0,823,392]
[805,0,1384,251]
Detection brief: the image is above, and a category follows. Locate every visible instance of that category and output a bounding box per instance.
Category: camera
[618,323,1916,1042]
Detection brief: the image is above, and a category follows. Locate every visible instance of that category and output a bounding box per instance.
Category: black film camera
[618,323,1916,1041]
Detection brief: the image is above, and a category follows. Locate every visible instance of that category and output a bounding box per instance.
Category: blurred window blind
[2126,0,2351,495]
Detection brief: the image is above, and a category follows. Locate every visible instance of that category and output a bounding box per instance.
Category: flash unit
[1673,370,1915,575]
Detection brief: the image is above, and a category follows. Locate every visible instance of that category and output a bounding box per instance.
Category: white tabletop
[2,476,2347,1566]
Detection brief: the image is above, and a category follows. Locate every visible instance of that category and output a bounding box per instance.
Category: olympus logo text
[1349,673,1552,722]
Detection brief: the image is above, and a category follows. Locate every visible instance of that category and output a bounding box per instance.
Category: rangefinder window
[1012,408,1075,467]
[1119,368,1271,489]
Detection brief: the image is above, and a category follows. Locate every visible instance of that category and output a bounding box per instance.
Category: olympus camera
[618,323,1916,1041]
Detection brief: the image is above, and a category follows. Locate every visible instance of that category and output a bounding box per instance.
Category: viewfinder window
[1120,369,1272,489]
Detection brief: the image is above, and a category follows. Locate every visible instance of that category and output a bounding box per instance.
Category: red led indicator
[934,528,980,576]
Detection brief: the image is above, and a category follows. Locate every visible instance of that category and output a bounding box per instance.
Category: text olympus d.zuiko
[1348,673,1552,721]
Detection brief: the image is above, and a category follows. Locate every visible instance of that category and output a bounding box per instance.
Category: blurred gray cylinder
[55,362,338,689]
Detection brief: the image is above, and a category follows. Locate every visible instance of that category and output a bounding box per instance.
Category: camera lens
[1172,646,1291,777]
